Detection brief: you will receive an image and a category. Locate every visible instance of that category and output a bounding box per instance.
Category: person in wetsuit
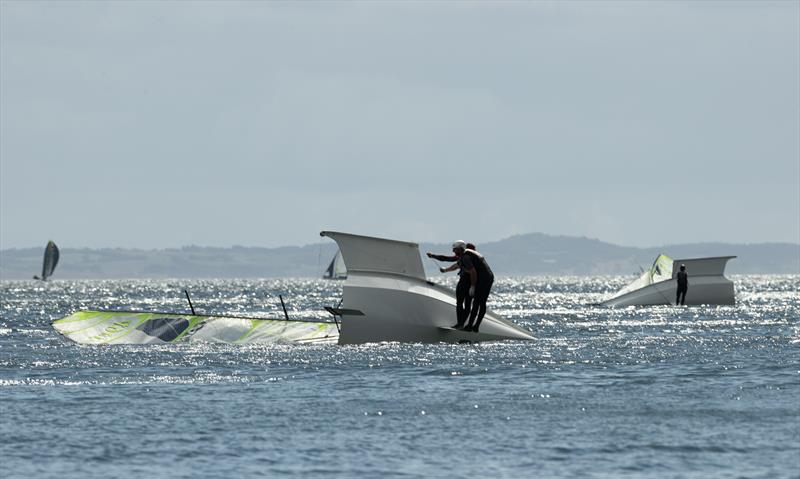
[676,264,688,305]
[461,248,494,333]
[427,240,474,328]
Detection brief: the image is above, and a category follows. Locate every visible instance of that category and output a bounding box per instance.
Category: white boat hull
[603,256,736,307]
[602,275,735,307]
[321,231,534,345]
[339,272,533,344]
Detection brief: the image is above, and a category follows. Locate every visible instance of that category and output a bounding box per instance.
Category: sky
[1,0,798,249]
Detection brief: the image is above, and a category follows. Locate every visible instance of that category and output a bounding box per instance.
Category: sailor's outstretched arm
[427,252,458,262]
[440,263,460,273]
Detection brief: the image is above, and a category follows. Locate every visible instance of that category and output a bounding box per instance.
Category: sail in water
[609,254,674,299]
[52,310,338,345]
[34,241,59,281]
[323,250,347,280]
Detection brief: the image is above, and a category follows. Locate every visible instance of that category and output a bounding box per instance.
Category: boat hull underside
[603,276,735,307]
[338,276,533,345]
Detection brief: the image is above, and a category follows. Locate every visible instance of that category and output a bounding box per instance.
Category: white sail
[611,254,673,298]
[323,250,347,279]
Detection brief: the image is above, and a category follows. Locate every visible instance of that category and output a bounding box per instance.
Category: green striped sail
[52,310,339,345]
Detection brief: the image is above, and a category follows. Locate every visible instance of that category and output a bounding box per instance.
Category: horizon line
[2,231,798,252]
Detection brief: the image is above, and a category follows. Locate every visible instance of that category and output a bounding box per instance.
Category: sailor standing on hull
[428,241,475,329]
[461,248,494,333]
[676,264,688,305]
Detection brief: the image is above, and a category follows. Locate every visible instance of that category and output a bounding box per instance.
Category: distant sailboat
[602,253,736,306]
[33,241,59,281]
[323,250,347,280]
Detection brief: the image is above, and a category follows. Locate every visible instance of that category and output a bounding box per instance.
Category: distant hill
[1,234,797,279]
[435,234,799,276]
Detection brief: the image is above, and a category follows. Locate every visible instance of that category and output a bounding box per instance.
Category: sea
[1,276,798,478]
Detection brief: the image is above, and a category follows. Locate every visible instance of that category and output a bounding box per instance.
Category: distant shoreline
[1,273,798,283]
[2,233,798,279]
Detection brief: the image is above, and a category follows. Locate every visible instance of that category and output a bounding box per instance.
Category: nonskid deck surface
[52,310,339,345]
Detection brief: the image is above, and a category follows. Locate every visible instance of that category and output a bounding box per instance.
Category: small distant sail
[323,250,347,280]
[34,241,59,281]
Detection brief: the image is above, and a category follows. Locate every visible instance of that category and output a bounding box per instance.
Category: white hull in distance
[603,255,736,307]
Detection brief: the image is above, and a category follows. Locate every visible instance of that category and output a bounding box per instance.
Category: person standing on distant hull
[428,241,475,329]
[461,248,494,333]
[676,264,688,305]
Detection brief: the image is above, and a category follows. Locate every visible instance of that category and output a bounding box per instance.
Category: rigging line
[427,256,445,272]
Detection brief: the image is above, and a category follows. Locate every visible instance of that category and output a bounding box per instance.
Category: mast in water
[33,241,59,281]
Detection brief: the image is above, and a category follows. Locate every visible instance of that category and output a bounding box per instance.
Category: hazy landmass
[1,233,797,279]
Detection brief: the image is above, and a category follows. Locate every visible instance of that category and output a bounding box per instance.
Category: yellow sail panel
[606,254,675,301]
[52,311,339,345]
[650,254,674,283]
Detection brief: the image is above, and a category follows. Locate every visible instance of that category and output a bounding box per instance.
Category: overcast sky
[1,1,798,249]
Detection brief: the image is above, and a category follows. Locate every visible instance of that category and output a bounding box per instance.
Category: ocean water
[1,276,798,478]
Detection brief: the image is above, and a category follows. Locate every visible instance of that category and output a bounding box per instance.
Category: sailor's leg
[455,297,465,326]
[472,301,487,332]
[455,280,469,327]
[472,281,493,332]
[465,296,478,329]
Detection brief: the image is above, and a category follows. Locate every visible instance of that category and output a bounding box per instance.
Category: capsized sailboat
[602,254,736,307]
[51,232,534,346]
[323,250,347,280]
[33,240,59,281]
[52,310,339,345]
[320,231,534,344]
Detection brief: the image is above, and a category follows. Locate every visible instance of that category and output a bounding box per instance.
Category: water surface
[1,276,798,478]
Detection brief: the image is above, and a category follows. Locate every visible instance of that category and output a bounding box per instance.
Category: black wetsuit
[461,250,494,331]
[676,270,688,305]
[430,253,472,326]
